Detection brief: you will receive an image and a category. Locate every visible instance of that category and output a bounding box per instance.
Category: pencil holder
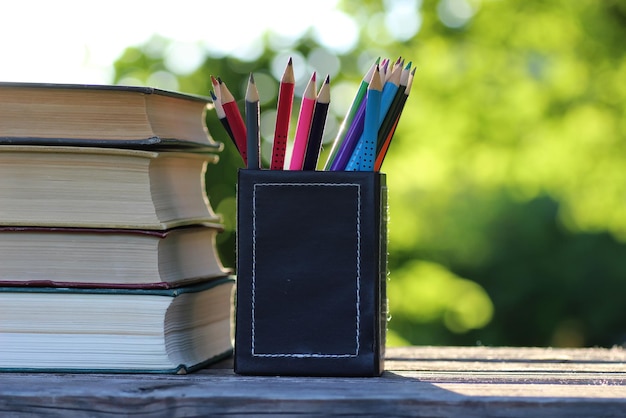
[234,170,387,377]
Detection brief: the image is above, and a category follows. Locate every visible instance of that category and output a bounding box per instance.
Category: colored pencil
[400,61,412,89]
[211,75,221,99]
[245,73,261,170]
[329,98,366,171]
[386,56,402,82]
[324,59,378,170]
[360,66,384,171]
[347,58,402,170]
[270,57,295,170]
[302,75,331,171]
[210,90,236,149]
[378,62,402,124]
[375,67,415,171]
[219,80,247,165]
[376,61,411,154]
[289,72,317,170]
[345,66,382,171]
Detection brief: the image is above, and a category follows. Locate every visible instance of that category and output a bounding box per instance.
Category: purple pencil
[329,99,366,171]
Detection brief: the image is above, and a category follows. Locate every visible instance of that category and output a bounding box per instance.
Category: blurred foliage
[112,0,626,348]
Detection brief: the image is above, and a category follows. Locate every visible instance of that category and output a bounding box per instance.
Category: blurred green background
[113,0,626,348]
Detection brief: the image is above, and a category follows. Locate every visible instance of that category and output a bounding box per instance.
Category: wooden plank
[386,346,626,377]
[387,345,626,362]
[0,346,625,417]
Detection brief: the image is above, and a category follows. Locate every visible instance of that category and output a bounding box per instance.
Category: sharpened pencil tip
[281,57,296,83]
[324,75,330,83]
[246,73,260,103]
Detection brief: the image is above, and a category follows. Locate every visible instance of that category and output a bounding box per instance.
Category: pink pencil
[289,72,317,170]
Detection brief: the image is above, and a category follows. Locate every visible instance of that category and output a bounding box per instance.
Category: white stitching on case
[251,182,361,358]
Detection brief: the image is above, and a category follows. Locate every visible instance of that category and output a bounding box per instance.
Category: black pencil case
[234,170,387,377]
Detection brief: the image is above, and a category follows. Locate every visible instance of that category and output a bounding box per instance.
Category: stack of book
[0,82,235,374]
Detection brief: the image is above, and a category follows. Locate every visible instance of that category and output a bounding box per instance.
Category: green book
[0,276,235,374]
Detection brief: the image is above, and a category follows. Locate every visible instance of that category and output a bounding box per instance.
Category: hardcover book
[0,82,221,151]
[0,276,235,373]
[0,225,231,289]
[0,146,220,229]
[0,82,235,375]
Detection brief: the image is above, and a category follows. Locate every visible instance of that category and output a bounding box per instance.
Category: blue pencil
[345,63,399,170]
[324,59,378,170]
[378,62,402,125]
[345,66,383,171]
[376,61,411,154]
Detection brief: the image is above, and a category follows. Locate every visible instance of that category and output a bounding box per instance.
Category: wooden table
[1,346,625,417]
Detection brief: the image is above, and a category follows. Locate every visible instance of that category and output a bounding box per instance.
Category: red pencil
[270,57,295,170]
[219,80,247,165]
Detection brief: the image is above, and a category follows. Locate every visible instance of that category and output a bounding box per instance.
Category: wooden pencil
[375,67,415,171]
[210,90,235,149]
[302,75,331,171]
[245,73,261,169]
[345,65,382,171]
[376,61,411,155]
[270,57,295,170]
[324,59,378,170]
[289,71,317,170]
[219,80,247,165]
